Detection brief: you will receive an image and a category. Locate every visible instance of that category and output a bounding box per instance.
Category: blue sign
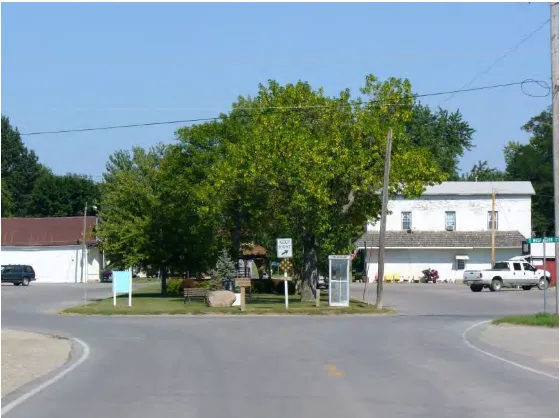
[112,270,132,294]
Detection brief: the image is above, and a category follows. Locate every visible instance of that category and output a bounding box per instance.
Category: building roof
[420,181,535,196]
[1,217,98,247]
[241,243,268,258]
[354,230,526,249]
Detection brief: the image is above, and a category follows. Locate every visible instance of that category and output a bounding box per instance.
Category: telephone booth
[328,255,351,307]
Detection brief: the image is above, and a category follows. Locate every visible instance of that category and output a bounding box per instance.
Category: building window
[456,259,466,270]
[487,211,498,230]
[445,211,456,231]
[401,212,412,230]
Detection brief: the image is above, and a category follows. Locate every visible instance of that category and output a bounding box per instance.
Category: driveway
[1,282,558,418]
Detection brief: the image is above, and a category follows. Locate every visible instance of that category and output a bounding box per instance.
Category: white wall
[1,245,102,283]
[530,242,557,258]
[365,248,521,283]
[87,247,102,282]
[366,195,531,237]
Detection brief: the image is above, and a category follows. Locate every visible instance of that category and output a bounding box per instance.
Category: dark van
[1,265,36,286]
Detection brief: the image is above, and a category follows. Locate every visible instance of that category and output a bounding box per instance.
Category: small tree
[210,249,237,289]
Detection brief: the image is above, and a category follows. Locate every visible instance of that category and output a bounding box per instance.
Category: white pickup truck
[463,259,551,292]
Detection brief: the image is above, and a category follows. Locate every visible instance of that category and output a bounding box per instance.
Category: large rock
[207,290,236,307]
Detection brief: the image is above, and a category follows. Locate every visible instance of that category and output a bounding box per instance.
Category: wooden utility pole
[376,129,393,310]
[491,188,496,266]
[550,2,559,314]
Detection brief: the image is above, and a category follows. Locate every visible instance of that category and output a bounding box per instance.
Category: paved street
[2,282,558,418]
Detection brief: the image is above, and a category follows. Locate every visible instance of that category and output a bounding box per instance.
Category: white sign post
[112,270,132,307]
[284,272,289,309]
[277,238,293,258]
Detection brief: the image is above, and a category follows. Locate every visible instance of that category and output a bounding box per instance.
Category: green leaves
[505,107,553,235]
[98,142,220,279]
[1,115,100,218]
[460,160,506,182]
[97,73,475,294]
[1,115,44,216]
[192,74,448,295]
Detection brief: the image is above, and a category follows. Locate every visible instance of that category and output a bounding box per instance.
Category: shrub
[195,280,213,289]
[166,279,183,294]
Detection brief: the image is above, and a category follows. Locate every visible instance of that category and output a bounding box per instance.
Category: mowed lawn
[492,313,559,328]
[60,285,391,316]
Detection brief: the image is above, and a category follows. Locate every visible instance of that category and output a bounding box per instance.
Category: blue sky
[1,2,552,180]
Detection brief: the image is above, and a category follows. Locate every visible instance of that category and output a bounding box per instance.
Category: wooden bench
[183,288,208,304]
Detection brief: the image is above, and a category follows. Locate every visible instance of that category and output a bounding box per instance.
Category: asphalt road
[1,282,558,418]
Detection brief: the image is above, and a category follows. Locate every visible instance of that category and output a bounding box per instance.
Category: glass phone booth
[328,255,351,307]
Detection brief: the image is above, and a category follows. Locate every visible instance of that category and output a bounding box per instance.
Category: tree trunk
[300,232,318,302]
[160,267,168,296]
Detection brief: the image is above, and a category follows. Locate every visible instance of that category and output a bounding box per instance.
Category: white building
[1,216,102,283]
[354,181,534,283]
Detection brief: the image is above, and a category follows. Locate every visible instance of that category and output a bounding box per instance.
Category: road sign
[279,258,293,275]
[526,237,560,244]
[235,278,251,288]
[277,238,293,258]
[112,270,132,307]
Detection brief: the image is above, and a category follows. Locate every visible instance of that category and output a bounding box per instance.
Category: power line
[20,79,549,137]
[21,117,220,136]
[439,18,550,105]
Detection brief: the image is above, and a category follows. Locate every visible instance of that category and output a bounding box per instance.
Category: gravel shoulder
[479,324,559,367]
[2,329,72,397]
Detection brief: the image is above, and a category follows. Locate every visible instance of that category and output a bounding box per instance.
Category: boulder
[207,290,236,307]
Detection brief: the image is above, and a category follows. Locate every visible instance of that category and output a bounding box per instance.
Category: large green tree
[504,107,553,236]
[1,115,44,216]
[460,160,506,182]
[28,172,101,217]
[405,104,475,179]
[98,144,218,294]
[192,75,446,301]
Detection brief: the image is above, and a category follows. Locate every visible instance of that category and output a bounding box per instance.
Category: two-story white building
[353,181,534,283]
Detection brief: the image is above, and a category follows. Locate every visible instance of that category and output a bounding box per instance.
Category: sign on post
[112,270,132,307]
[526,237,560,244]
[277,238,293,258]
[277,257,293,309]
[235,278,251,311]
[525,237,558,313]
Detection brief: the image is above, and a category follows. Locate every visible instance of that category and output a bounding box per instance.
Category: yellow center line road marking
[326,363,343,377]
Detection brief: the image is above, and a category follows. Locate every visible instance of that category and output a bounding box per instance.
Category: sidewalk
[478,324,559,368]
[1,329,72,397]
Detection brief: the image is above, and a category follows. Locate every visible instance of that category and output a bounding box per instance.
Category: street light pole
[550,2,559,314]
[83,202,88,307]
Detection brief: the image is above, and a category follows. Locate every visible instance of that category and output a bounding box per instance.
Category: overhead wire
[20,79,549,137]
[438,17,551,105]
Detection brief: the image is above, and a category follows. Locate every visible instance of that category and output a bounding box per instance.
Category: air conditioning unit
[446,225,454,231]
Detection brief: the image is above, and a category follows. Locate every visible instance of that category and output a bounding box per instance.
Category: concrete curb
[1,329,90,416]
[462,321,559,380]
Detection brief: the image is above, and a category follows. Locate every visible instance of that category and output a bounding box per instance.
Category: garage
[1,216,102,283]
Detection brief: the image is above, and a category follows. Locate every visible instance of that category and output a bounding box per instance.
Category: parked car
[100,269,113,283]
[463,259,551,292]
[317,274,329,289]
[1,264,36,286]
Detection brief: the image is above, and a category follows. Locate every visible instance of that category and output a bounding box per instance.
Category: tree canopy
[458,107,553,236]
[1,115,100,218]
[92,75,476,296]
[460,160,506,182]
[175,75,449,300]
[97,144,219,293]
[504,107,553,236]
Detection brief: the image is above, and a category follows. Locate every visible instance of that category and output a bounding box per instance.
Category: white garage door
[1,246,81,283]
